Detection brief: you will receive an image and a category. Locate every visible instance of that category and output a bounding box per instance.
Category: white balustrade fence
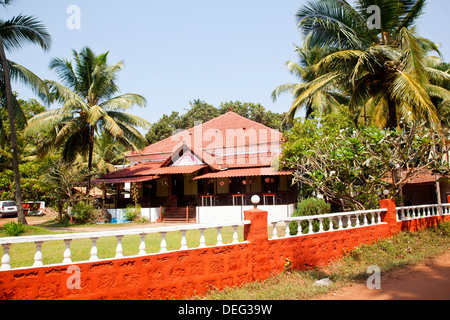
[0,221,250,271]
[396,203,450,221]
[269,209,387,240]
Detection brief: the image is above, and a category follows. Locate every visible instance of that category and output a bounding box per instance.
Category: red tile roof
[99,112,285,181]
[100,161,164,179]
[194,167,292,180]
[127,112,282,169]
[150,165,207,175]
[92,175,161,184]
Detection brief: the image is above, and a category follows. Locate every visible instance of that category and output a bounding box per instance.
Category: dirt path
[0,214,191,232]
[318,249,450,300]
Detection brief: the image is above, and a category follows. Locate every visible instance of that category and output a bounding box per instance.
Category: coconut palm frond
[100,93,147,111]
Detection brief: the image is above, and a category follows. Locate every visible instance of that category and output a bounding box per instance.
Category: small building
[93,112,297,223]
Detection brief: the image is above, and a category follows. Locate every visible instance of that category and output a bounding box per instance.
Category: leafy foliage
[2,221,25,236]
[289,197,331,235]
[71,201,96,224]
[281,111,450,210]
[276,0,450,128]
[25,47,149,172]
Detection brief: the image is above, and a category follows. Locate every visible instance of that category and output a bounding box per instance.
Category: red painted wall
[0,199,448,300]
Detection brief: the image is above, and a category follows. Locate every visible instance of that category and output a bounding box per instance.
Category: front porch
[100,172,297,224]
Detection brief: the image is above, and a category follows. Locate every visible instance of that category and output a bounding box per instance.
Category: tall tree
[25,47,150,194]
[0,0,51,224]
[272,42,349,121]
[281,0,450,128]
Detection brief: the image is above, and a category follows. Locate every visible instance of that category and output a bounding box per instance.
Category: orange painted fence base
[0,199,449,300]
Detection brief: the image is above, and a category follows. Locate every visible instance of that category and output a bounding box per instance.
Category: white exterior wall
[107,207,161,222]
[197,204,295,224]
[108,204,294,224]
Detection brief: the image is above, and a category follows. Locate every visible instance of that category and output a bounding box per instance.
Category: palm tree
[272,41,349,121]
[25,47,150,193]
[0,0,51,224]
[91,131,127,175]
[282,0,450,128]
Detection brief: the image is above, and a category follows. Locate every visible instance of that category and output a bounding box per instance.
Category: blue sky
[5,0,450,126]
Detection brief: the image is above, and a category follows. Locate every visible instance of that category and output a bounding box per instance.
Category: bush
[2,221,26,236]
[289,197,332,235]
[123,204,141,222]
[71,201,96,224]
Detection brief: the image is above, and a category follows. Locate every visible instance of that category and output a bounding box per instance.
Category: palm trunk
[86,124,94,197]
[0,36,27,225]
[387,97,398,129]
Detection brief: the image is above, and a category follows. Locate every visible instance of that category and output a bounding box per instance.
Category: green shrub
[2,221,26,236]
[289,197,332,235]
[124,204,141,222]
[72,201,96,224]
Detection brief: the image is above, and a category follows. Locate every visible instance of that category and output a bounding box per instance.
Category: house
[93,112,297,223]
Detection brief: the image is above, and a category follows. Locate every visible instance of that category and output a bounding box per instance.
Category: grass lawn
[0,224,245,269]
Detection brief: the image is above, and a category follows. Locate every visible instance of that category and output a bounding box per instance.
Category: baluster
[216,227,223,246]
[338,216,343,230]
[232,225,239,244]
[362,213,368,226]
[198,228,206,248]
[271,222,278,239]
[231,225,239,244]
[346,215,352,228]
[159,231,168,253]
[376,211,381,224]
[1,243,11,270]
[90,237,99,261]
[318,218,324,233]
[284,220,291,237]
[401,209,405,221]
[180,230,188,250]
[33,241,44,267]
[138,233,146,256]
[308,219,314,234]
[355,214,361,227]
[115,235,124,259]
[63,239,72,264]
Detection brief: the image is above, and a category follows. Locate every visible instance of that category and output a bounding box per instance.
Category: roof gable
[127,112,282,166]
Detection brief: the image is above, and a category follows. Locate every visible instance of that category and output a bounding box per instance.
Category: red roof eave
[193,167,292,180]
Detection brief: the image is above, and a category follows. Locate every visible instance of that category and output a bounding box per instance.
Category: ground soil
[0,212,191,232]
[317,249,450,300]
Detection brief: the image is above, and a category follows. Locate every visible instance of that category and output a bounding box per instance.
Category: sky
[5,0,450,127]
